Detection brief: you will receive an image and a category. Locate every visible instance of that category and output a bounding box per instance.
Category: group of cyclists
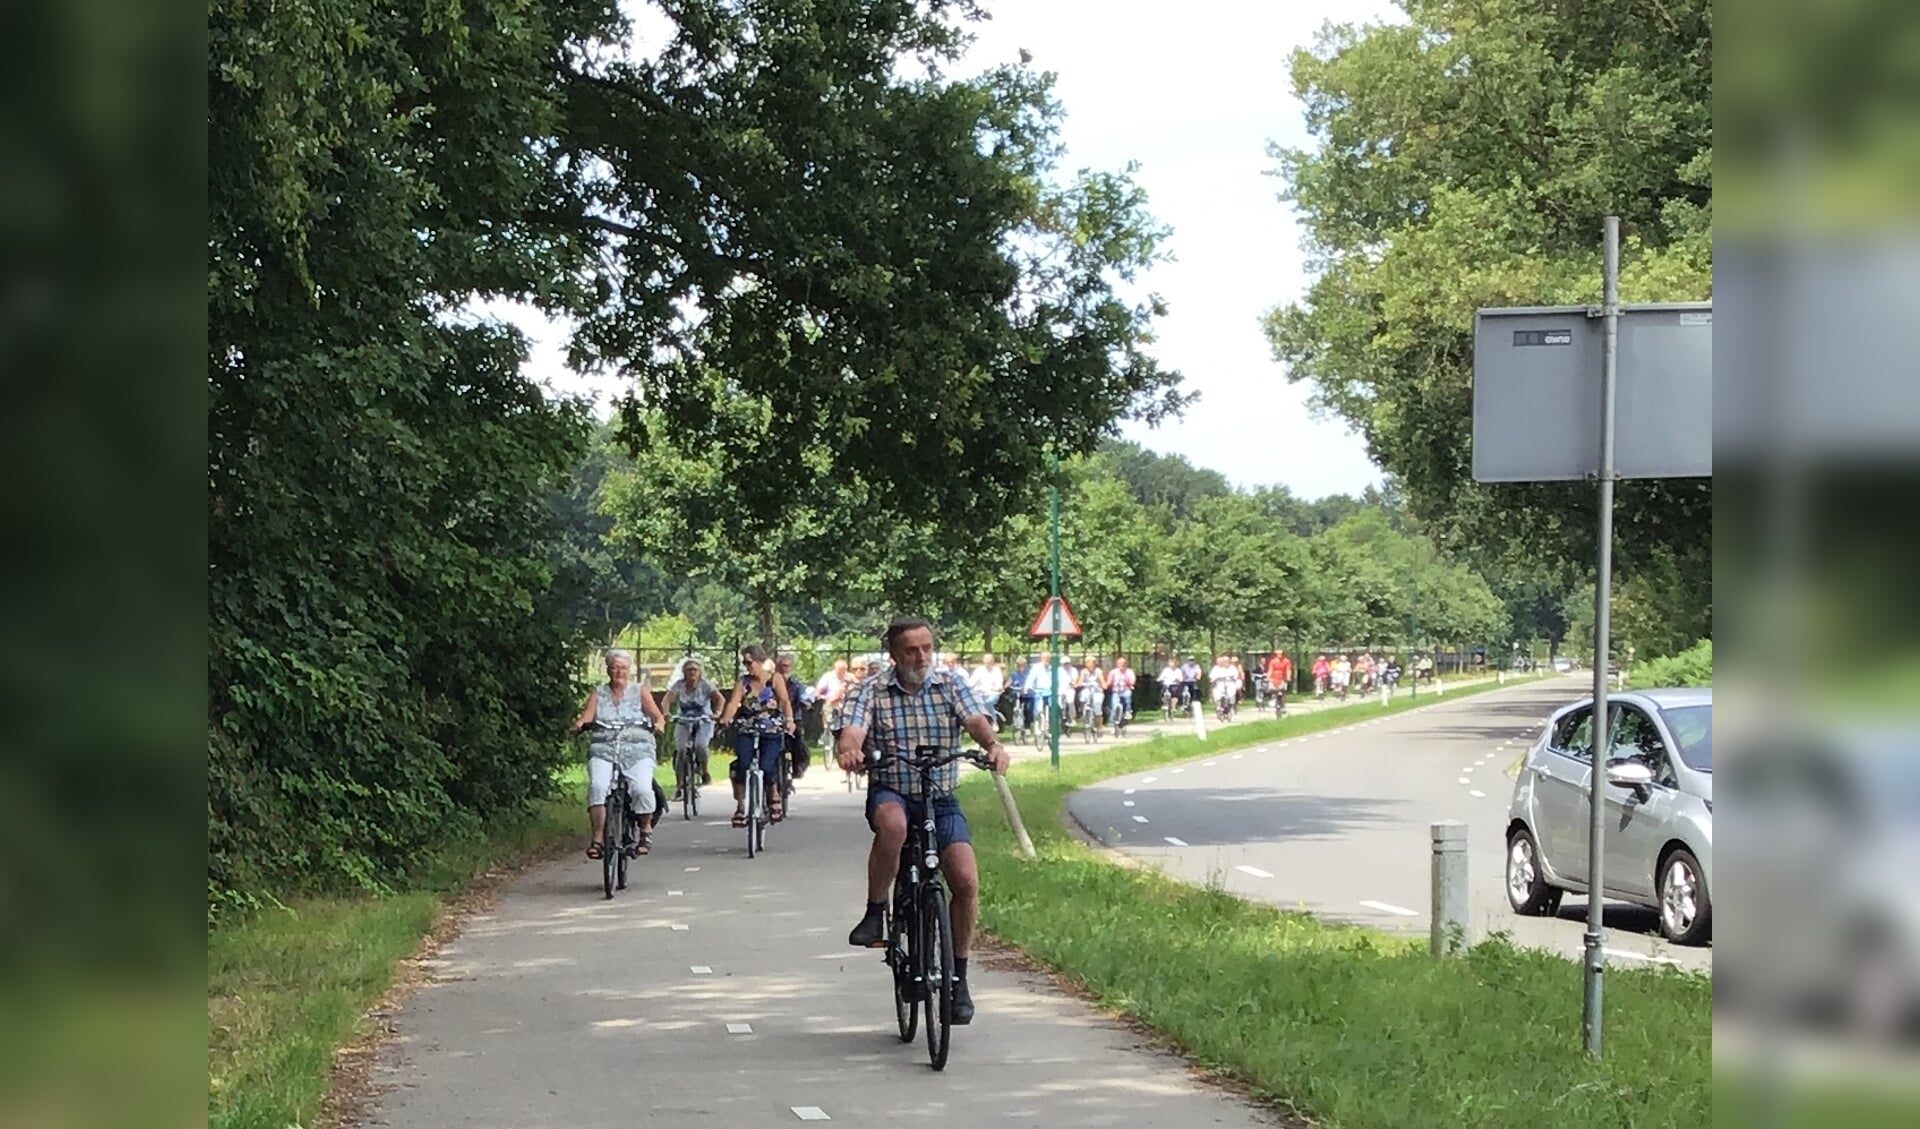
[573,619,1012,1025]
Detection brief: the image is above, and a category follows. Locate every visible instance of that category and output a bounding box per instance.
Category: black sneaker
[848,907,886,948]
[950,976,975,1025]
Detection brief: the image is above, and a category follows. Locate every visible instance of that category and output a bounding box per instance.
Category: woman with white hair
[666,656,724,802]
[571,649,666,860]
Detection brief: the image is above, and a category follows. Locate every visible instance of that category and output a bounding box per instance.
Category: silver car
[1505,688,1714,944]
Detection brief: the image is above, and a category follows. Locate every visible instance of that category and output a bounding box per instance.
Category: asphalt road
[1065,677,1713,974]
[364,771,1282,1128]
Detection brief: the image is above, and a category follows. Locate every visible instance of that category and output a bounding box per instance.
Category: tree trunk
[756,593,775,651]
[983,625,995,654]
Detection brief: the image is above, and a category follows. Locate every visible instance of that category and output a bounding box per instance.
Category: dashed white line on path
[671,924,690,931]
[684,866,701,872]
[1142,776,1158,784]
[1235,865,1274,879]
[1203,761,1218,767]
[1123,788,1136,795]
[668,890,684,896]
[1170,768,1185,774]
[691,966,714,975]
[1231,754,1244,760]
[1164,837,1189,847]
[1131,815,1150,824]
[792,1108,832,1122]
[1470,790,1487,798]
[1458,777,1470,784]
[1359,900,1420,917]
[726,1023,753,1034]
[1122,800,1136,808]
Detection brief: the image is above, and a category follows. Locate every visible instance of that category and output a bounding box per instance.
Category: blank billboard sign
[1472,303,1712,482]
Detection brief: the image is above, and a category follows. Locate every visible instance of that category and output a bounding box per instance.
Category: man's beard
[899,661,931,685]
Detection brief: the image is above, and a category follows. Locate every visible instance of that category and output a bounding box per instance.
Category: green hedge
[1627,639,1712,689]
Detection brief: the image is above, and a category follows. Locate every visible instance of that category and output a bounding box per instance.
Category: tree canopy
[1264,0,1712,641]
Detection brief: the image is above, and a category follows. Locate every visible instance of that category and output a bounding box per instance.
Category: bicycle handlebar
[863,745,994,773]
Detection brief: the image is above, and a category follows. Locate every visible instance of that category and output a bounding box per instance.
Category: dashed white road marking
[1231,754,1244,760]
[671,923,690,931]
[1605,948,1680,966]
[1163,837,1189,847]
[1122,800,1136,808]
[1203,760,1218,767]
[1131,815,1150,824]
[684,866,701,872]
[792,1108,832,1122]
[1458,777,1470,784]
[668,890,684,896]
[1123,788,1136,795]
[1142,776,1158,784]
[1470,790,1487,798]
[1360,900,1420,917]
[1235,865,1274,879]
[726,1022,753,1034]
[691,965,714,975]
[1170,768,1185,774]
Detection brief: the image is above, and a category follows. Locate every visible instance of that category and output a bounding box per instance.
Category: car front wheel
[1506,827,1563,916]
[1657,848,1712,945]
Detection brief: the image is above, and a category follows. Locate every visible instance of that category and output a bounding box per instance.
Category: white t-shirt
[1209,664,1239,695]
[969,663,1006,697]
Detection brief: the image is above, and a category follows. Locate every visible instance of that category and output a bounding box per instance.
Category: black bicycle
[671,711,711,820]
[865,744,991,1071]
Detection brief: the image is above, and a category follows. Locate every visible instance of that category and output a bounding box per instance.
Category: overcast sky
[495,0,1400,500]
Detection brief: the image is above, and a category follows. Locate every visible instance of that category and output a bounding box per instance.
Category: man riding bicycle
[836,617,1011,1025]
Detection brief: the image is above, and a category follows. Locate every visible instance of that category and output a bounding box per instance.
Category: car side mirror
[1606,760,1655,791]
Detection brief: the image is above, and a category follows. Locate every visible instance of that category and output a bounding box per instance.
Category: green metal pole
[1049,449,1062,772]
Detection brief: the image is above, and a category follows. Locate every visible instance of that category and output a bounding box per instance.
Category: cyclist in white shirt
[1208,655,1240,720]
[968,652,1008,727]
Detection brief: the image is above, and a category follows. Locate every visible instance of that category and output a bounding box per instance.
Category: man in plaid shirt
[836,616,1010,1024]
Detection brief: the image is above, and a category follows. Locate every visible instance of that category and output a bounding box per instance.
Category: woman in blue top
[717,644,795,828]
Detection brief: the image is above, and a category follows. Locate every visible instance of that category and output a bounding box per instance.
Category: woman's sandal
[586,840,605,860]
[731,810,747,828]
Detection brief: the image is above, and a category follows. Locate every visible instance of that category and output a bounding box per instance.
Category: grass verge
[208,776,584,1129]
[957,677,1711,1129]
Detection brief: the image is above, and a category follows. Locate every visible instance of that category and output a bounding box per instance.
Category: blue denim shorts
[866,787,971,851]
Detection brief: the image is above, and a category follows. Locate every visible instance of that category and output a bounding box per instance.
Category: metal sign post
[1581,216,1621,1058]
[1471,217,1710,1060]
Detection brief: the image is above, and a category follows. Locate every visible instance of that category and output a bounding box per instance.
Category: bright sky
[497,0,1398,500]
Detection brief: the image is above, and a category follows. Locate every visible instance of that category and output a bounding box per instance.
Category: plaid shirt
[844,665,989,797]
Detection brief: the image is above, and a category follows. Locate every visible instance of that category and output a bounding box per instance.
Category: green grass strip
[208,787,582,1129]
[957,677,1710,1129]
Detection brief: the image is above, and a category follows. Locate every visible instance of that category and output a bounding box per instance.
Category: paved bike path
[364,774,1280,1127]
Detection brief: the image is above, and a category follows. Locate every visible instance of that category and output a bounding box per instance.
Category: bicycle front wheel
[745,768,761,858]
[922,884,956,1070]
[602,790,622,899]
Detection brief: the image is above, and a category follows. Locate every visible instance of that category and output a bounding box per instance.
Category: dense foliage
[210,0,1184,914]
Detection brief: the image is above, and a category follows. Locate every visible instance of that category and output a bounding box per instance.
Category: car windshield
[1660,705,1712,772]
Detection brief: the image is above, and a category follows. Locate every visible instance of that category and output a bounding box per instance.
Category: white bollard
[1191,699,1207,741]
[1379,683,1390,706]
[1435,676,1445,695]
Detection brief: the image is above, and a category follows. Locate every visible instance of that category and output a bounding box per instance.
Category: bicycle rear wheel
[922,884,956,1071]
[890,893,919,1042]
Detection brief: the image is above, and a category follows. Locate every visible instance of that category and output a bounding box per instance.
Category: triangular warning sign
[1028,595,1083,638]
